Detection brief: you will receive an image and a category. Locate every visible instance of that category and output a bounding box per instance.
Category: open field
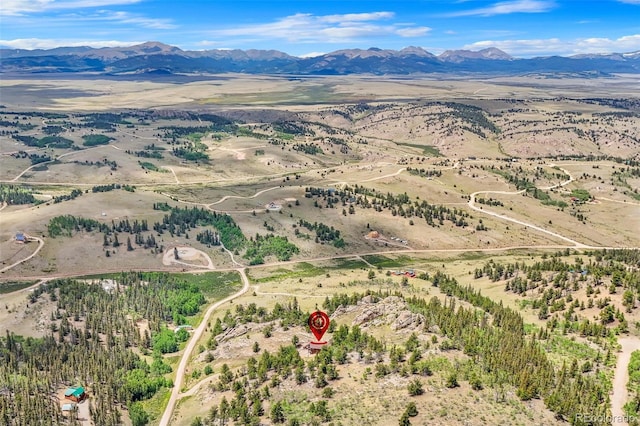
[2,73,639,109]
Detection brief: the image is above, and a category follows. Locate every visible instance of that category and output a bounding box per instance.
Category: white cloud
[194,40,225,48]
[2,0,50,15]
[2,0,142,15]
[396,27,432,37]
[211,12,431,43]
[320,26,382,40]
[576,35,640,53]
[319,12,395,23]
[298,51,326,58]
[2,9,177,30]
[97,10,176,29]
[1,1,175,31]
[446,0,555,17]
[463,34,640,56]
[0,38,143,49]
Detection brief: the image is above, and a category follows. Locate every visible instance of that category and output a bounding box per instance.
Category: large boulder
[353,305,384,325]
[391,311,424,330]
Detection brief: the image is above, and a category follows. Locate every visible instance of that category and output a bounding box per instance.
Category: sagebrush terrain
[0,74,639,426]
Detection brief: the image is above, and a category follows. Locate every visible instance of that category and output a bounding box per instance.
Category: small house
[64,387,86,403]
[101,280,116,292]
[61,403,77,412]
[15,232,26,243]
[305,341,328,354]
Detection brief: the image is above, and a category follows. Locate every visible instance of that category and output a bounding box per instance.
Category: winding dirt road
[162,247,214,270]
[0,236,44,274]
[467,166,591,248]
[208,186,281,206]
[158,268,250,426]
[599,197,640,207]
[467,190,589,248]
[611,337,640,425]
[359,167,407,183]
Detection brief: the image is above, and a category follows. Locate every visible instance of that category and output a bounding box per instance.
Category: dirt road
[611,337,640,425]
[8,146,104,182]
[2,243,630,284]
[467,168,590,248]
[0,236,44,273]
[358,167,406,183]
[158,268,250,426]
[467,190,589,248]
[209,186,280,206]
[162,246,214,269]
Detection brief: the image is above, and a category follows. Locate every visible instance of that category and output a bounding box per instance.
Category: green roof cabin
[64,387,86,402]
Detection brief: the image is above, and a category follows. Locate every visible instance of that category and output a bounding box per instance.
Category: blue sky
[1,0,639,57]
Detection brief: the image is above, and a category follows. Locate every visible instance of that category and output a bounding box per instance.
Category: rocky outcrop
[215,324,249,342]
[391,311,423,331]
[350,296,425,332]
[353,306,385,326]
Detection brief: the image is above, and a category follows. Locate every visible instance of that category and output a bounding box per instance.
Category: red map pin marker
[308,311,330,342]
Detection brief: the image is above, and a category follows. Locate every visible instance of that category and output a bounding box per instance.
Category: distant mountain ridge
[1,41,639,75]
[439,47,513,62]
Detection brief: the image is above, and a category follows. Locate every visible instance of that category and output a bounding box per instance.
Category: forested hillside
[0,272,239,425]
[190,273,613,425]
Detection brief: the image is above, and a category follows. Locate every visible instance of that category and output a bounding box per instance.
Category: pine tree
[407,378,424,396]
[270,401,285,424]
[399,411,411,426]
[405,402,418,417]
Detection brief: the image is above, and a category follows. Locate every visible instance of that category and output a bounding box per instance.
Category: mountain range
[1,41,639,76]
